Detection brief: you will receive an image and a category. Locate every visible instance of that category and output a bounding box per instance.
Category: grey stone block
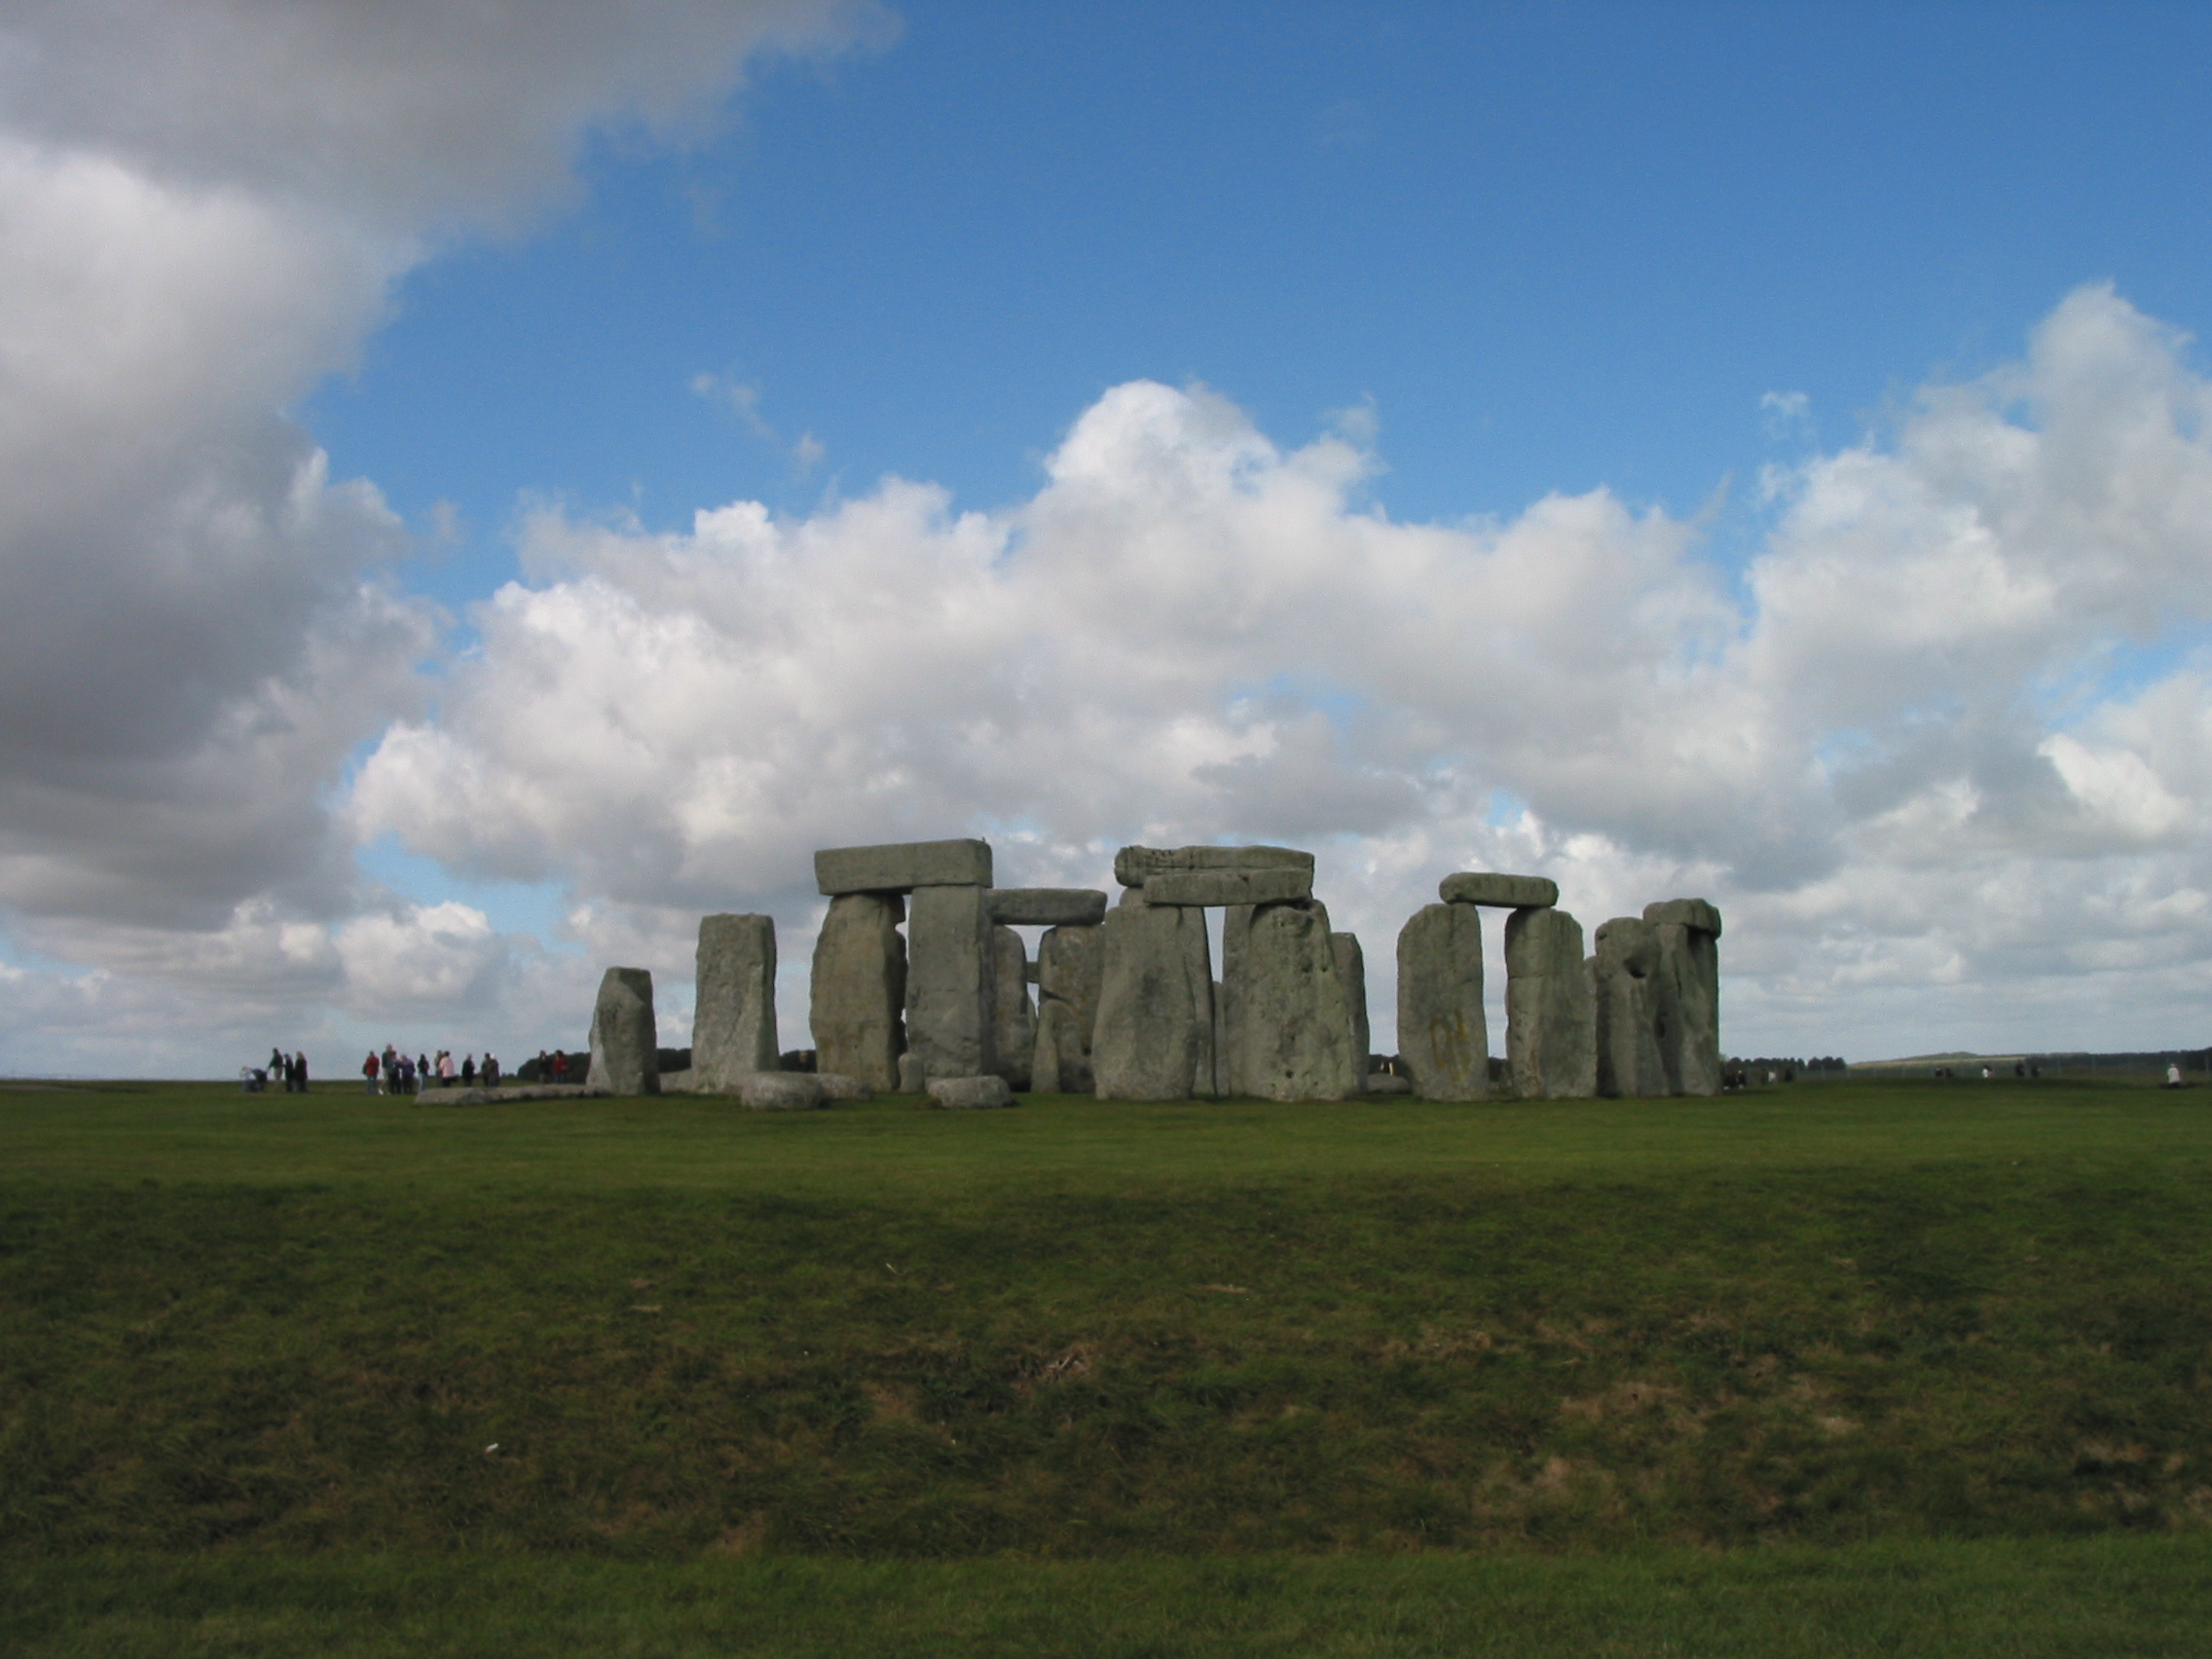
[1396,903,1488,1101]
[1332,931,1370,1077]
[1643,897,1722,937]
[1031,998,1092,1094]
[1230,901,1361,1101]
[587,967,660,1095]
[986,888,1109,927]
[927,1075,1014,1109]
[1440,872,1560,908]
[1216,904,1253,1097]
[814,1073,873,1102]
[1650,915,1721,1096]
[693,913,779,1092]
[992,925,1036,1089]
[815,838,992,895]
[810,892,906,1092]
[1036,923,1104,1052]
[1091,891,1214,1100]
[897,1051,926,1092]
[1144,867,1314,907]
[1363,1072,1414,1095]
[1113,844,1314,889]
[1592,918,1669,1098]
[1503,906,1597,1099]
[904,883,996,1086]
[736,1072,826,1111]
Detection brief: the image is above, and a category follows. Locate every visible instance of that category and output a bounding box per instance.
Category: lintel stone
[1145,867,1314,907]
[1440,871,1559,908]
[1643,897,1722,937]
[815,838,992,896]
[985,887,1109,927]
[1113,844,1314,889]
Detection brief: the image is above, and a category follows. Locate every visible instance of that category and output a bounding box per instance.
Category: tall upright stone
[1645,899,1722,1096]
[1503,906,1596,1099]
[1591,917,1669,1098]
[1331,932,1370,1074]
[810,893,906,1091]
[904,883,996,1086]
[1396,903,1489,1100]
[693,914,779,1091]
[992,924,1036,1090]
[1036,923,1104,1051]
[588,966,660,1095]
[1031,999,1091,1094]
[1230,901,1360,1101]
[1091,890,1214,1100]
[1216,904,1254,1096]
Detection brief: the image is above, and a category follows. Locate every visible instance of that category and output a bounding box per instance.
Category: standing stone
[1036,924,1104,1051]
[1331,932,1370,1077]
[904,884,996,1087]
[992,924,1036,1090]
[1645,900,1722,1096]
[587,967,660,1095]
[1217,904,1254,1097]
[693,914,779,1091]
[1396,903,1489,1101]
[810,893,906,1092]
[1503,906,1596,1099]
[1031,998,1092,1094]
[1091,891,1214,1100]
[1232,901,1361,1101]
[1592,917,1669,1098]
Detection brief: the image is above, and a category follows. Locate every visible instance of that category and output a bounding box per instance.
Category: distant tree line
[1726,1055,1847,1082]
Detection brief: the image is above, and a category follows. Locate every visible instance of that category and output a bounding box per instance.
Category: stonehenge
[572,834,1723,1109]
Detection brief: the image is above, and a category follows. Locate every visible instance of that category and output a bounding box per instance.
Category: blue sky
[6,1,2212,1075]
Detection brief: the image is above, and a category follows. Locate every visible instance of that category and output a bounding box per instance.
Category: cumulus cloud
[0,0,875,1070]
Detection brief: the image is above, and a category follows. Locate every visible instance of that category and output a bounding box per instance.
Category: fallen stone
[1643,898,1722,938]
[736,1072,827,1111]
[1592,917,1669,1098]
[1363,1072,1414,1095]
[1503,906,1597,1099]
[413,1084,613,1106]
[985,888,1109,927]
[1395,903,1489,1100]
[904,884,997,1086]
[992,925,1036,1089]
[810,893,906,1092]
[1091,891,1214,1100]
[1113,844,1314,889]
[1440,872,1560,908]
[1332,932,1370,1075]
[658,1069,696,1093]
[1036,923,1104,1052]
[1230,900,1361,1101]
[1145,867,1314,907]
[897,1052,926,1092]
[588,967,660,1095]
[927,1075,1014,1110]
[815,837,992,895]
[693,913,780,1091]
[1648,903,1722,1096]
[814,1072,874,1102]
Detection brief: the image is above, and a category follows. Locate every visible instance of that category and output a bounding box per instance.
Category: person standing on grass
[483,1052,499,1088]
[461,1052,476,1088]
[382,1044,399,1094]
[362,1051,379,1093]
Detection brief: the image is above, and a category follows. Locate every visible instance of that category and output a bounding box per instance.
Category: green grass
[4,1076,2210,1651]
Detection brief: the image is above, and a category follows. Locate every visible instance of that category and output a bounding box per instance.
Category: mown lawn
[4,1075,2209,1653]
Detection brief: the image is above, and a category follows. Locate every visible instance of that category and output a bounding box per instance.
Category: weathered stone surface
[1091,892,1214,1100]
[1332,932,1370,1076]
[736,1072,827,1111]
[1395,903,1489,1101]
[1363,1072,1414,1095]
[1592,917,1669,1098]
[1216,904,1253,1097]
[1144,867,1314,907]
[1643,898,1722,938]
[810,893,906,1092]
[1440,872,1560,909]
[587,967,660,1095]
[1030,999,1093,1094]
[1036,924,1104,1052]
[1649,912,1721,1096]
[985,888,1109,927]
[927,1075,1014,1110]
[658,1069,696,1093]
[416,1084,613,1106]
[815,838,992,895]
[904,883,996,1087]
[1113,844,1314,889]
[814,1072,874,1102]
[693,913,779,1091]
[992,925,1036,1090]
[897,1051,926,1092]
[1230,901,1361,1101]
[1503,906,1597,1099]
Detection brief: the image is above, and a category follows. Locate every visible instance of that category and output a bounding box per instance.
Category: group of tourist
[240,1048,311,1092]
[360,1045,503,1094]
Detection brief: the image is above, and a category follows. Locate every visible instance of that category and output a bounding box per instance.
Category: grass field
[4,1075,2210,1653]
